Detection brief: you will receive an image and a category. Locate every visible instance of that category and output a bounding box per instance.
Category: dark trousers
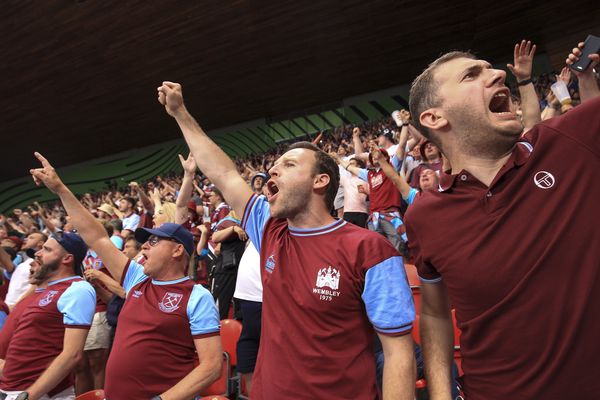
[343,212,369,228]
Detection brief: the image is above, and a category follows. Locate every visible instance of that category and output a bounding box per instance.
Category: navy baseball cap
[52,231,88,273]
[135,223,194,256]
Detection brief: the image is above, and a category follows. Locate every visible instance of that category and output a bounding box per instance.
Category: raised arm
[372,149,412,199]
[176,153,196,225]
[158,82,252,218]
[130,182,154,215]
[566,41,600,102]
[0,246,15,273]
[507,40,541,131]
[30,153,129,283]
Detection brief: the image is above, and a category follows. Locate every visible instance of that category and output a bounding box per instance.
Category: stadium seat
[200,396,229,400]
[200,352,230,396]
[75,389,105,400]
[404,263,421,289]
[220,318,242,367]
[452,309,463,375]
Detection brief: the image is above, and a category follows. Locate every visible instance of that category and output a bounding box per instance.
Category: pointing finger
[34,152,51,168]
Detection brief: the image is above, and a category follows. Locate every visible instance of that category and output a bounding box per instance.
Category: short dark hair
[109,218,123,232]
[409,51,476,143]
[286,141,339,211]
[123,196,136,208]
[125,235,142,250]
[211,188,224,202]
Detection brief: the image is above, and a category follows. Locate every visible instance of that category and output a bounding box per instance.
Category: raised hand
[178,153,197,175]
[507,40,537,82]
[566,41,600,78]
[30,152,66,194]
[557,67,572,85]
[157,81,187,117]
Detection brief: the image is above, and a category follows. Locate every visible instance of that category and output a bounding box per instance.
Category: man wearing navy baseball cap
[30,152,222,400]
[0,232,96,400]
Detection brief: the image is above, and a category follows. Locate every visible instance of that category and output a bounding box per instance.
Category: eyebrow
[460,61,492,79]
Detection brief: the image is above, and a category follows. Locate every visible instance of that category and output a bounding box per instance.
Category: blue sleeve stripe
[375,323,413,334]
[242,194,259,230]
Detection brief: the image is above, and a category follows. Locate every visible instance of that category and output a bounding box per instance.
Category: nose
[268,164,279,177]
[141,241,150,250]
[488,68,506,87]
[34,248,42,258]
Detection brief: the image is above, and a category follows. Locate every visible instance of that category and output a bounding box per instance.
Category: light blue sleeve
[362,256,415,336]
[187,285,221,336]
[357,168,369,182]
[123,214,140,231]
[57,280,96,327]
[110,235,124,251]
[122,260,148,295]
[240,194,271,252]
[3,270,11,280]
[390,154,402,171]
[404,188,419,205]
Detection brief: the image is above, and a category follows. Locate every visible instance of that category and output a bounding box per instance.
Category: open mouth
[488,89,512,115]
[266,180,279,202]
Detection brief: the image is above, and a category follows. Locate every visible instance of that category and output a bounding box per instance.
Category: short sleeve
[57,281,96,328]
[110,235,124,251]
[404,220,442,283]
[121,259,148,295]
[240,194,271,252]
[362,256,415,336]
[357,168,369,182]
[187,285,220,337]
[390,154,402,171]
[403,188,419,205]
[123,214,140,231]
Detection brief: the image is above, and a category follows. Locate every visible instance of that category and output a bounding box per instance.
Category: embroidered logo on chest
[371,173,384,188]
[38,290,59,307]
[533,171,555,189]
[132,290,143,298]
[158,292,183,313]
[312,266,341,301]
[265,254,276,274]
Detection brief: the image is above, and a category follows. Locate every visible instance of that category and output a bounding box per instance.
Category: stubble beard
[32,258,61,282]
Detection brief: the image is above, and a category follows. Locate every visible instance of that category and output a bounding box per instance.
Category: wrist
[517,77,532,86]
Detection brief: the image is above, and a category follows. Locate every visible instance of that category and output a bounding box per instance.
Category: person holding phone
[405,40,599,399]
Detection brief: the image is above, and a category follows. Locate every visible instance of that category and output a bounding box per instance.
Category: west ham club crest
[158,292,183,313]
[38,290,59,307]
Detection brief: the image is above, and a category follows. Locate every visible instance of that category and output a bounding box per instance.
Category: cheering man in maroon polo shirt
[405,41,600,399]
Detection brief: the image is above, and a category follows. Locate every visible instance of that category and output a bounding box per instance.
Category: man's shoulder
[404,189,444,226]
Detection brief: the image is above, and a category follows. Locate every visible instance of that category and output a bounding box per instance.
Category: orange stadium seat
[220,318,242,367]
[200,396,229,400]
[404,263,421,289]
[75,389,105,400]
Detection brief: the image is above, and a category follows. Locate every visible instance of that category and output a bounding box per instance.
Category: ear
[62,253,75,268]
[172,243,186,259]
[313,173,331,191]
[419,108,449,132]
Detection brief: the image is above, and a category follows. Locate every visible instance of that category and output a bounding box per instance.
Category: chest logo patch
[158,292,183,313]
[313,266,341,301]
[38,290,59,307]
[265,254,276,274]
[534,171,555,189]
[371,173,384,188]
[132,290,143,298]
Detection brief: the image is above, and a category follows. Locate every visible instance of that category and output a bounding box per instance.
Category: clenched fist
[157,81,187,117]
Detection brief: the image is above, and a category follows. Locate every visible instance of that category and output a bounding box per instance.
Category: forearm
[382,345,416,400]
[173,110,248,216]
[138,190,154,214]
[211,226,236,243]
[578,75,600,103]
[352,134,365,155]
[380,161,411,198]
[95,274,126,298]
[0,247,15,273]
[94,284,115,303]
[176,172,195,224]
[26,350,82,400]
[55,185,109,249]
[160,359,221,400]
[518,83,542,130]
[541,105,559,120]
[421,313,454,399]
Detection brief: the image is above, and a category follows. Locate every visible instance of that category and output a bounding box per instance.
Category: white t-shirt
[233,242,263,302]
[5,258,34,307]
[122,213,140,232]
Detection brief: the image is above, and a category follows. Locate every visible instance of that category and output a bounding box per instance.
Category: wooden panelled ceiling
[2,0,599,181]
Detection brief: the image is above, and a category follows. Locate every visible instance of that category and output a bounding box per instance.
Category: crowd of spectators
[0,38,597,400]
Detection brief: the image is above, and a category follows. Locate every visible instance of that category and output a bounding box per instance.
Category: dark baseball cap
[52,231,88,272]
[135,223,194,256]
[377,128,395,141]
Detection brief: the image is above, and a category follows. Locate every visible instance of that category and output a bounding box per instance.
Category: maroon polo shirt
[404,95,600,400]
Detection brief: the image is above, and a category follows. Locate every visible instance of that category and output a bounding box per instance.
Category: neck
[152,263,186,281]
[48,268,78,284]
[287,204,336,230]
[449,150,513,187]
